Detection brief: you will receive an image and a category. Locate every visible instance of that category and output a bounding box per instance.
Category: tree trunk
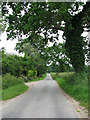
[65,15,85,72]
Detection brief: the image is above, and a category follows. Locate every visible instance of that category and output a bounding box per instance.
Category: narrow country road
[2,74,78,118]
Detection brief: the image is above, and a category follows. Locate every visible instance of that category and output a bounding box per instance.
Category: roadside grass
[51,72,88,109]
[0,73,47,101]
[1,83,28,100]
[2,73,23,89]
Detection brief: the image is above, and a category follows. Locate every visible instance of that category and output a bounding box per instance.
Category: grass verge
[1,83,28,100]
[2,73,23,89]
[51,72,88,109]
[0,73,47,100]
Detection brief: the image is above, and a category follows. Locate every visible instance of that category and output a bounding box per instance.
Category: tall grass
[51,72,88,109]
[2,73,23,89]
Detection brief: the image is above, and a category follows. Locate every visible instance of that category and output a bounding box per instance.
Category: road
[2,74,78,118]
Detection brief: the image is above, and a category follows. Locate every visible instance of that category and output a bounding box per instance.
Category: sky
[0,31,88,56]
[0,30,65,56]
[0,32,23,56]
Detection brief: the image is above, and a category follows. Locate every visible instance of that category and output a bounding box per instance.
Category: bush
[2,73,23,89]
[20,75,28,82]
[33,70,37,77]
[27,70,34,78]
[27,70,38,80]
[28,73,47,82]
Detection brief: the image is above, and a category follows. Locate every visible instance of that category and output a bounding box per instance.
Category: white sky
[0,31,88,56]
[0,30,65,56]
[0,32,23,56]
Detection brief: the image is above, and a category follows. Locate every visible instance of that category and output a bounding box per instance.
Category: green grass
[77,110,80,112]
[51,72,88,109]
[1,83,28,100]
[2,73,23,89]
[0,73,47,100]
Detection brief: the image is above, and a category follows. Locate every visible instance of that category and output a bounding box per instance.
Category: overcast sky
[0,30,65,56]
[0,30,88,56]
[0,32,23,56]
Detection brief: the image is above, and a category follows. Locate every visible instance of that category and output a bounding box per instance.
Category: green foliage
[1,83,28,100]
[34,70,37,77]
[2,73,23,89]
[2,52,24,76]
[43,43,70,66]
[16,43,47,77]
[30,73,47,82]
[20,75,28,82]
[1,2,90,73]
[27,70,34,79]
[1,48,47,77]
[0,11,6,35]
[51,72,88,109]
[48,61,72,73]
[1,73,47,100]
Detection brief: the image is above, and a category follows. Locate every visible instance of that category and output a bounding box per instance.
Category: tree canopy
[1,47,47,78]
[1,1,90,72]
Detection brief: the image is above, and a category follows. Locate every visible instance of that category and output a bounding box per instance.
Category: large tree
[1,1,90,72]
[64,2,90,72]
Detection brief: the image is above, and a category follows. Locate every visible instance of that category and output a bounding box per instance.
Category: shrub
[27,70,34,78]
[20,75,28,82]
[27,70,37,80]
[2,73,23,89]
[33,70,37,77]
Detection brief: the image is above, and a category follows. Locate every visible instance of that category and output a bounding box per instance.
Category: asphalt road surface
[2,74,78,118]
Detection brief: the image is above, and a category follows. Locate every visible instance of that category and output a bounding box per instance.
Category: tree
[45,43,72,72]
[2,53,23,76]
[16,42,47,76]
[64,2,90,72]
[1,2,90,72]
[0,5,6,38]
